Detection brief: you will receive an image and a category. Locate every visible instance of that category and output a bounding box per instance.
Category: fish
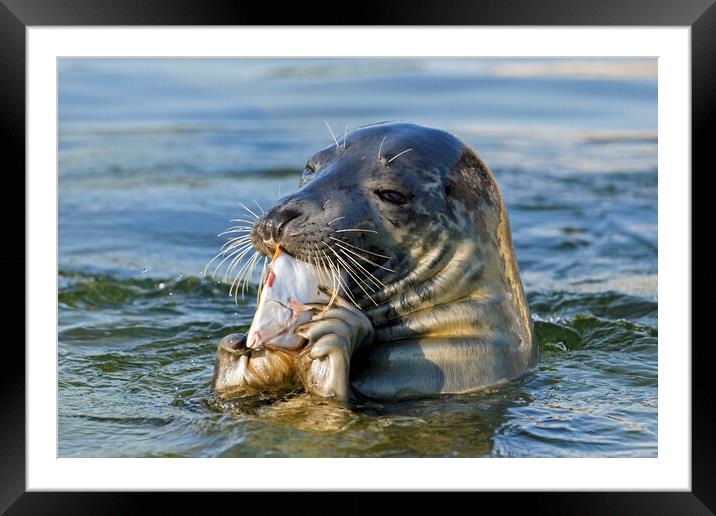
[246,248,329,351]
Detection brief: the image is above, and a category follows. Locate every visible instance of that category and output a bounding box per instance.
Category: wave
[58,269,250,309]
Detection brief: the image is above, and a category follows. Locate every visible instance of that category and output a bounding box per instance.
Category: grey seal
[211,122,538,400]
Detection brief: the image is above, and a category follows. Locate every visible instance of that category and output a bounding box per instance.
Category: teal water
[58,58,657,457]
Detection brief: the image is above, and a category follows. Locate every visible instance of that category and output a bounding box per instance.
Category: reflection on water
[205,383,526,457]
[58,58,657,457]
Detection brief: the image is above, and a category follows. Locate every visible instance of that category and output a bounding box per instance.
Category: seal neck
[362,206,532,347]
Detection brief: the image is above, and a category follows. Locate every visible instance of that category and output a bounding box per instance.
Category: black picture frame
[3,0,712,513]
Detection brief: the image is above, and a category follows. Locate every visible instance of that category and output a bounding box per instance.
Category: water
[58,58,657,457]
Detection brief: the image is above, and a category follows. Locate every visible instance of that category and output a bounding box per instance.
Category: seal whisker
[322,254,341,310]
[225,231,252,240]
[377,135,388,160]
[309,253,334,315]
[329,236,390,259]
[329,237,395,267]
[224,238,254,259]
[220,234,252,248]
[325,244,364,289]
[342,123,349,150]
[326,216,346,226]
[205,243,246,274]
[318,246,344,310]
[334,228,378,234]
[215,232,252,252]
[253,199,266,215]
[323,120,340,150]
[307,254,321,303]
[230,218,258,225]
[218,227,252,237]
[335,250,377,295]
[336,247,389,292]
[219,240,252,258]
[337,257,385,302]
[322,199,330,210]
[224,245,256,283]
[256,256,268,305]
[312,244,331,290]
[387,148,413,164]
[222,224,253,233]
[323,251,361,308]
[230,250,260,300]
[218,234,251,246]
[335,263,362,308]
[229,262,248,299]
[229,254,252,296]
[311,246,330,306]
[236,251,258,297]
[238,202,261,220]
[313,243,336,294]
[334,249,391,292]
[219,240,252,257]
[227,241,253,268]
[324,242,378,306]
[219,228,252,238]
[336,244,387,288]
[241,251,262,299]
[204,240,253,279]
[317,246,336,285]
[221,223,253,232]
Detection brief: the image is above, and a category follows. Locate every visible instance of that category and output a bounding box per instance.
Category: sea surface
[58,58,658,457]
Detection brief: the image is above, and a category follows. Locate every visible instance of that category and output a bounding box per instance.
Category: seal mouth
[261,237,279,255]
[205,190,394,315]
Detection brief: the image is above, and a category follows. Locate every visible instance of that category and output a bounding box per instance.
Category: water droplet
[142,266,149,273]
[177,272,183,279]
[169,292,173,296]
[158,282,165,289]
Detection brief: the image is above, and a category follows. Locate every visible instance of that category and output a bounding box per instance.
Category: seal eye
[376,189,408,205]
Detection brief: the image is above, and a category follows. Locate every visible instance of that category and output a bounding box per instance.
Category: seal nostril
[260,206,303,242]
[274,209,301,238]
[219,333,247,352]
[275,219,287,236]
[235,334,248,349]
